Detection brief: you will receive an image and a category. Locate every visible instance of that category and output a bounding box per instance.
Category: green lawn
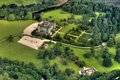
[0,38,41,67]
[41,9,71,21]
[0,0,39,6]
[59,23,77,33]
[41,9,83,22]
[0,20,36,40]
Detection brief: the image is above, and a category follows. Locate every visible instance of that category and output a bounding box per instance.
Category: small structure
[37,21,56,35]
[79,67,97,75]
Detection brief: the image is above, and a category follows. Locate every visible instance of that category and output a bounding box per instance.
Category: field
[41,9,83,22]
[0,0,39,6]
[0,20,36,40]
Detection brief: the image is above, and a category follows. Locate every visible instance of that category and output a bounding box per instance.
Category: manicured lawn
[0,20,36,40]
[41,9,83,22]
[59,23,77,33]
[0,0,39,6]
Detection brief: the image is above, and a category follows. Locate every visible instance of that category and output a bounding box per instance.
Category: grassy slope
[0,0,39,6]
[72,47,120,72]
[41,9,82,22]
[0,20,36,40]
[0,38,80,71]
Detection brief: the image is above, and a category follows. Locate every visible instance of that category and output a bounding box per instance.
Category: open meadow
[0,20,36,40]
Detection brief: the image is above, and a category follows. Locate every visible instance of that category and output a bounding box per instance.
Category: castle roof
[38,21,54,28]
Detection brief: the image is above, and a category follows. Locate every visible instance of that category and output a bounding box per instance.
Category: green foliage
[79,70,120,80]
[0,0,58,20]
[8,14,16,21]
[0,73,13,80]
[7,35,14,42]
[115,48,120,63]
[102,56,113,67]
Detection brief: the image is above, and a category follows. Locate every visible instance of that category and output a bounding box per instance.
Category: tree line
[0,0,57,21]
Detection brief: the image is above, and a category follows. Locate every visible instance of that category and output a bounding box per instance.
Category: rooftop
[38,21,54,28]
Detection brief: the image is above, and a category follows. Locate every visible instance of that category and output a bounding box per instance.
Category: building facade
[38,21,56,35]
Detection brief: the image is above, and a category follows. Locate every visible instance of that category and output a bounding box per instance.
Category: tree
[65,68,74,76]
[107,37,115,47]
[90,71,102,80]
[25,12,32,20]
[0,73,13,80]
[115,48,120,63]
[102,56,112,67]
[8,14,15,21]
[90,46,95,56]
[8,35,14,42]
[101,47,110,59]
[101,33,109,42]
[54,44,63,56]
[34,14,41,21]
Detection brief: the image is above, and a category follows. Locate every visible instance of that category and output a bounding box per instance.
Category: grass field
[0,0,39,6]
[0,37,120,72]
[0,38,80,71]
[0,20,36,40]
[41,9,83,22]
[59,23,77,33]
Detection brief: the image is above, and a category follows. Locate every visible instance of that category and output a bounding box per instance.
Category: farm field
[0,0,39,6]
[0,20,36,40]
